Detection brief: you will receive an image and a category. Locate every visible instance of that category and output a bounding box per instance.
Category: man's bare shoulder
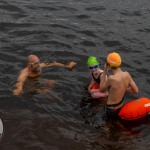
[106,75,114,85]
[108,74,115,80]
[123,70,129,74]
[123,71,132,79]
[19,67,29,76]
[108,71,130,82]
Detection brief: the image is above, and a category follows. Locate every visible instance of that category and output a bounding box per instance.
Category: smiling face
[87,56,100,73]
[88,64,99,73]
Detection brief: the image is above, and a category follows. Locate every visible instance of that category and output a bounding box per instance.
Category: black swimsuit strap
[92,72,103,83]
[106,97,124,107]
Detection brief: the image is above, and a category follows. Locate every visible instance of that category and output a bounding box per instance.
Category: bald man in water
[13,54,77,96]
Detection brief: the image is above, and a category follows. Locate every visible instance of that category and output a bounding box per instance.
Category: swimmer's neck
[112,67,121,74]
[27,67,42,78]
[28,67,41,73]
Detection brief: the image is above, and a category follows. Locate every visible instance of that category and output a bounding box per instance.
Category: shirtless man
[99,52,139,117]
[13,54,77,96]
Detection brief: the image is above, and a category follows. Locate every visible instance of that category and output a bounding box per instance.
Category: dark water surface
[0,0,150,149]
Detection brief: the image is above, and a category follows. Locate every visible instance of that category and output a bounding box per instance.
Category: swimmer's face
[88,64,99,72]
[28,61,40,70]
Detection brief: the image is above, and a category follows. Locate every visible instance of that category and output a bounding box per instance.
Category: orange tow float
[119,97,150,120]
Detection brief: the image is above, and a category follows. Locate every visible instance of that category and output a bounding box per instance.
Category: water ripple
[0,0,150,149]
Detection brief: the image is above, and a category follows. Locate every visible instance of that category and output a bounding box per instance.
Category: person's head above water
[107,52,121,68]
[27,55,40,64]
[87,56,99,66]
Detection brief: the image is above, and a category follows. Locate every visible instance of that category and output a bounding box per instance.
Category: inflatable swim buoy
[90,83,99,90]
[118,97,150,120]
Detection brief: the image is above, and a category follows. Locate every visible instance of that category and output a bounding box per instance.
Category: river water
[0,0,150,149]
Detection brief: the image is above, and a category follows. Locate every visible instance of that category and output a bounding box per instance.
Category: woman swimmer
[87,56,108,99]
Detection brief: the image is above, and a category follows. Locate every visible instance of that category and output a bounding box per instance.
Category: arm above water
[100,64,109,92]
[40,61,77,70]
[126,73,139,93]
[13,69,28,96]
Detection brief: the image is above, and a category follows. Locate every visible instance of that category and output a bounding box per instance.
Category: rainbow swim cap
[107,52,121,67]
[87,56,99,66]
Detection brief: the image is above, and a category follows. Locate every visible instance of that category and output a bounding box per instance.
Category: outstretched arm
[40,61,77,70]
[65,61,77,70]
[13,70,28,96]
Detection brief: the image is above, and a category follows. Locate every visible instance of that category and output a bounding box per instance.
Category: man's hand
[104,63,109,72]
[66,61,77,70]
[13,89,23,96]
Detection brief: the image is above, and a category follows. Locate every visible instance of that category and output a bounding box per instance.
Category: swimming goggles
[88,65,98,70]
[28,61,40,65]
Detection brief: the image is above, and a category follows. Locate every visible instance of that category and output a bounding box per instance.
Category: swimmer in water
[99,52,139,119]
[87,56,108,99]
[13,54,77,96]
